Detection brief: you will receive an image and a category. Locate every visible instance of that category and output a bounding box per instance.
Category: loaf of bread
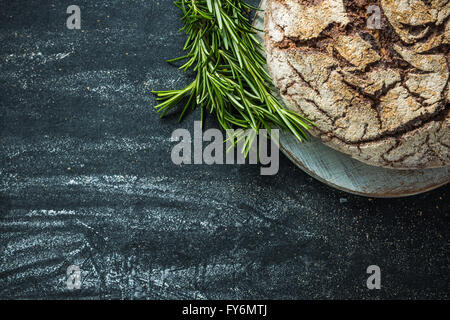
[265,0,449,169]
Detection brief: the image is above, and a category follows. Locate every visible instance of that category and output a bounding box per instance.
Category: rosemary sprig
[153,0,313,155]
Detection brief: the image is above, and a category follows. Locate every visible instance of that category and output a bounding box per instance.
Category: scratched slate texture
[0,0,449,300]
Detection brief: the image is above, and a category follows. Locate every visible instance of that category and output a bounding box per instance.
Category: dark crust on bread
[265,0,450,169]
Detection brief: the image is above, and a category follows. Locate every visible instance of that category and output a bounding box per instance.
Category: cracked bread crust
[265,0,450,169]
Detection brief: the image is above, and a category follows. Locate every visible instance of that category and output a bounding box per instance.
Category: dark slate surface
[0,0,448,300]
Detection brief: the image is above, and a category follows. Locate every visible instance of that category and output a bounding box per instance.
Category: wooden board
[254,0,449,198]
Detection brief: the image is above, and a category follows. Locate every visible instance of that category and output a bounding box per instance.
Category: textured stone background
[0,0,448,299]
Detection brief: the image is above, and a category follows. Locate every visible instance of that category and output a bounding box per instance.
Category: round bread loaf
[265,0,450,169]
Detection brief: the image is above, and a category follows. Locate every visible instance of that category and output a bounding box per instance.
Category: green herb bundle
[153,0,312,155]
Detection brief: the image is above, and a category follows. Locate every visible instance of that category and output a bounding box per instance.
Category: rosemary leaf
[152,0,313,152]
